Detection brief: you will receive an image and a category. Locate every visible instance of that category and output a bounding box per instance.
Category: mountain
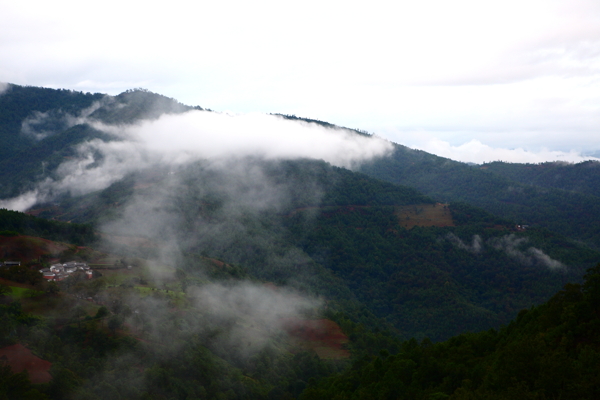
[1,83,600,399]
[481,160,600,197]
[1,83,598,342]
[358,143,600,249]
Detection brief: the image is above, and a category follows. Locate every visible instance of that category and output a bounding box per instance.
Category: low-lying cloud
[445,233,482,254]
[414,138,600,164]
[103,111,393,168]
[20,99,104,140]
[488,234,565,270]
[190,282,321,355]
[1,109,392,212]
[445,233,565,271]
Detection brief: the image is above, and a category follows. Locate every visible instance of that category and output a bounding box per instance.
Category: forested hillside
[482,160,600,197]
[25,157,600,341]
[0,84,103,160]
[1,83,600,399]
[302,263,600,400]
[1,84,599,341]
[0,208,95,246]
[359,145,600,249]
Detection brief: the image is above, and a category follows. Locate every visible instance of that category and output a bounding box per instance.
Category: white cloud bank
[414,138,600,164]
[113,112,393,168]
[0,110,393,212]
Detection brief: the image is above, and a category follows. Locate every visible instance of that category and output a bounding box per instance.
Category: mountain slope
[1,84,599,342]
[359,144,600,249]
[26,157,599,341]
[0,84,103,159]
[302,263,600,400]
[482,160,600,197]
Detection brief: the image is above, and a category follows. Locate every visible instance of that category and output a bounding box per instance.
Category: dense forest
[482,160,600,198]
[359,145,600,249]
[0,209,96,246]
[301,263,600,400]
[1,84,600,399]
[21,156,596,341]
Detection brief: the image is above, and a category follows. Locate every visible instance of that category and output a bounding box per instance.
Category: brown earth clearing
[395,203,455,228]
[0,235,71,262]
[0,343,52,384]
[282,318,350,360]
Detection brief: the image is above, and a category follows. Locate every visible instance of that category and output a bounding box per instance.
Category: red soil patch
[282,318,350,359]
[0,344,52,384]
[0,235,70,262]
[209,258,225,268]
[395,203,455,228]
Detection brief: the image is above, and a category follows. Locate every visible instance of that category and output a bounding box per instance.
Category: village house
[0,261,21,268]
[42,261,91,281]
[42,271,56,280]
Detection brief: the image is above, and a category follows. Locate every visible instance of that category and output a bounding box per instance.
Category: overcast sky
[1,0,599,164]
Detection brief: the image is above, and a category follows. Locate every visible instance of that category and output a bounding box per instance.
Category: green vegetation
[302,263,600,400]
[360,145,600,249]
[1,254,599,399]
[2,84,600,398]
[483,160,600,198]
[0,84,103,159]
[0,208,96,245]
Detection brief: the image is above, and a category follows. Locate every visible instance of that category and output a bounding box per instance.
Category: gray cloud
[20,95,106,140]
[488,234,532,265]
[488,234,565,270]
[445,233,565,271]
[189,282,321,356]
[445,233,482,254]
[527,247,566,271]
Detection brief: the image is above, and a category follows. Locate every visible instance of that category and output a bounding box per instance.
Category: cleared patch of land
[395,203,454,228]
[0,343,52,384]
[0,235,70,262]
[282,318,350,360]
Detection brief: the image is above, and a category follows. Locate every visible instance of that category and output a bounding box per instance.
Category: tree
[107,315,123,335]
[583,263,600,316]
[45,281,60,295]
[95,306,109,320]
[71,305,87,329]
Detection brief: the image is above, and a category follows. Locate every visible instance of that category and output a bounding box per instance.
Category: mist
[444,233,482,254]
[103,110,393,168]
[445,233,565,271]
[0,108,392,212]
[9,104,384,362]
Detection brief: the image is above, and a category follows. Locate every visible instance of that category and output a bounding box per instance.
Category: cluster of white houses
[39,261,92,281]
